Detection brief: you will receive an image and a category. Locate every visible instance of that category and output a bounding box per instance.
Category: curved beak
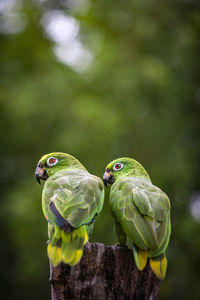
[103,169,115,187]
[35,162,48,184]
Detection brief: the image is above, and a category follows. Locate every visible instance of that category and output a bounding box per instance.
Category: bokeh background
[1,0,200,299]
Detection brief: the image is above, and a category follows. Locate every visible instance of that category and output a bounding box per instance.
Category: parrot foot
[46,240,49,245]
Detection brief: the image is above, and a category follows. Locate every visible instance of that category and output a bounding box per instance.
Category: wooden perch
[50,243,161,300]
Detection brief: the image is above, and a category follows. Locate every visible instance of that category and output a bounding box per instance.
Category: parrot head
[35,152,85,184]
[103,157,150,187]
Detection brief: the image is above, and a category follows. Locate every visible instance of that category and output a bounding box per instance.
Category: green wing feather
[110,177,171,258]
[42,168,104,266]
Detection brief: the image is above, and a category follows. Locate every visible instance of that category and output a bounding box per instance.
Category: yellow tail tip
[47,244,62,267]
[84,231,88,244]
[150,256,167,280]
[70,249,83,266]
[133,247,148,271]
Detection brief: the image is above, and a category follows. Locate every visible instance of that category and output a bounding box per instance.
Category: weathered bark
[50,243,161,300]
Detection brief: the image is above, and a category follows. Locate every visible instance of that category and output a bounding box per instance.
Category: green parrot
[35,152,104,267]
[103,157,171,279]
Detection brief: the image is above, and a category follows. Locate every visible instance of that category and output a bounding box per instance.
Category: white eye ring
[47,157,58,167]
[113,163,124,171]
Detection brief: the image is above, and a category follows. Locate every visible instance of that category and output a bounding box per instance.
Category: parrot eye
[113,163,124,171]
[47,157,58,166]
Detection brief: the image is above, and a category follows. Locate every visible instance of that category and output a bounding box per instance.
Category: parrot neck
[68,158,87,171]
[125,170,151,181]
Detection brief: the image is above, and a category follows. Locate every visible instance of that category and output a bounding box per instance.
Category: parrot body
[35,152,104,267]
[103,158,171,279]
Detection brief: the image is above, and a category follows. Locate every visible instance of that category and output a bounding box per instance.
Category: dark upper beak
[103,169,115,187]
[35,162,48,184]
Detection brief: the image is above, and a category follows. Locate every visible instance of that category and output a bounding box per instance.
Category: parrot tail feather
[150,254,167,280]
[48,225,88,267]
[133,245,148,271]
[47,243,62,266]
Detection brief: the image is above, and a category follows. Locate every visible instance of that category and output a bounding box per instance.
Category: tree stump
[50,243,161,300]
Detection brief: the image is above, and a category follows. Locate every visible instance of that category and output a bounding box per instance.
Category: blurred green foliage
[0,0,200,299]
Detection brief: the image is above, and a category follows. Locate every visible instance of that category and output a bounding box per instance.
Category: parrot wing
[42,169,104,229]
[110,177,171,255]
